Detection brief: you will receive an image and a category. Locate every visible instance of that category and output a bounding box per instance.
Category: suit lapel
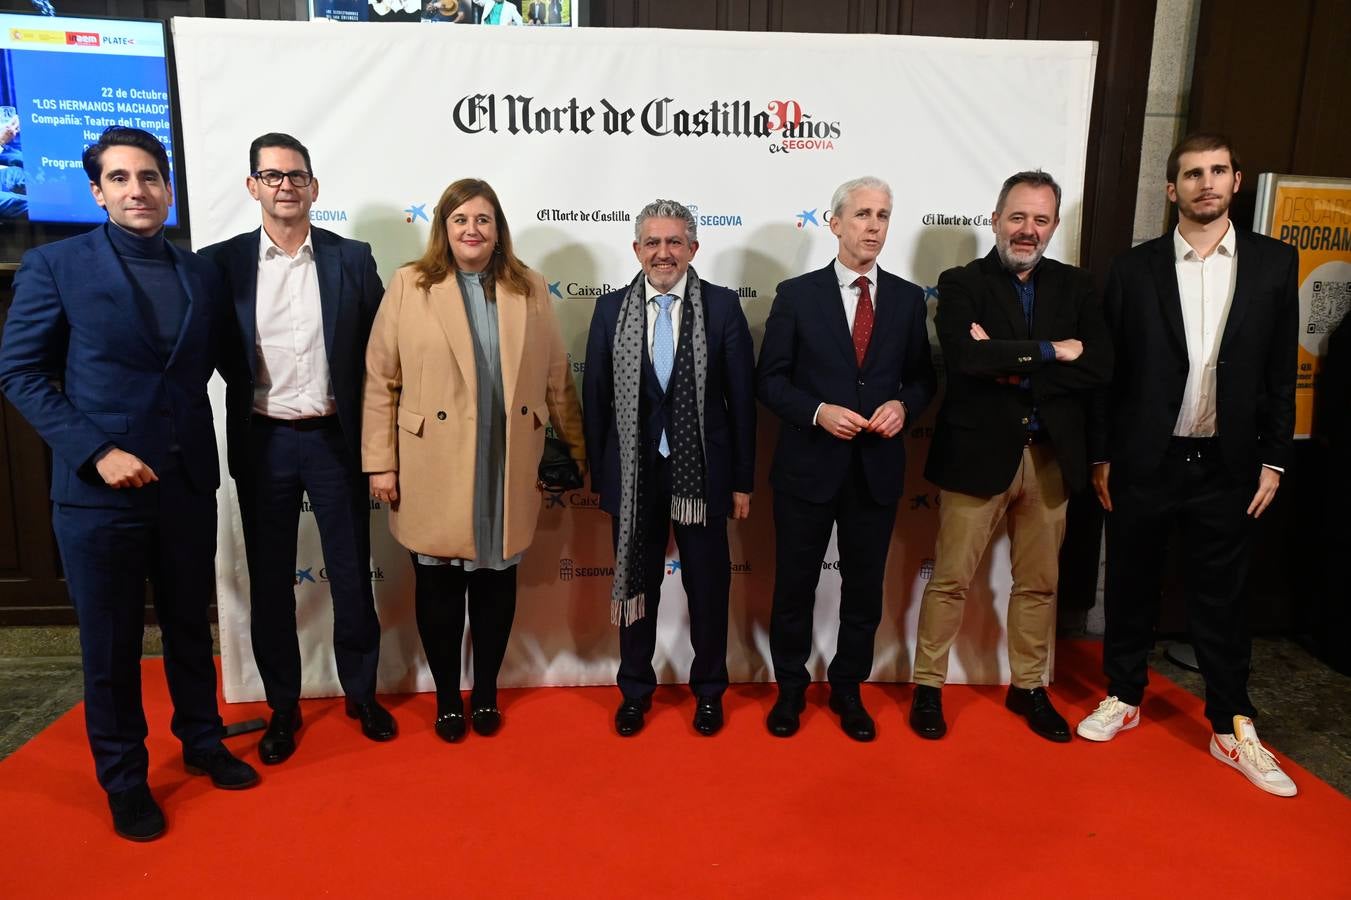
[817,262,857,367]
[90,227,159,361]
[980,252,1030,337]
[1150,237,1188,358]
[1029,260,1060,338]
[235,230,261,378]
[427,275,477,395]
[313,229,343,369]
[1220,229,1255,353]
[165,243,202,370]
[862,269,898,370]
[496,277,526,409]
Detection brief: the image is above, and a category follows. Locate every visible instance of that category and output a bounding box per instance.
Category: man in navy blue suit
[200,133,393,763]
[584,199,756,737]
[0,127,258,842]
[757,176,936,741]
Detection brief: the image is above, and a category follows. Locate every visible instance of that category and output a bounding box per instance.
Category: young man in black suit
[909,170,1112,742]
[1080,134,1299,797]
[757,176,936,741]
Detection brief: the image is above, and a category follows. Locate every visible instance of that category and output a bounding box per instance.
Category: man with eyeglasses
[201,132,394,764]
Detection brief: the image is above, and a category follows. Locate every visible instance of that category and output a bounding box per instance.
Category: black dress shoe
[909,685,947,740]
[345,698,397,741]
[258,707,302,765]
[828,690,876,742]
[1005,686,1072,743]
[184,745,260,790]
[766,689,806,738]
[435,711,467,743]
[693,696,724,736]
[470,705,502,736]
[108,785,165,842]
[614,695,652,737]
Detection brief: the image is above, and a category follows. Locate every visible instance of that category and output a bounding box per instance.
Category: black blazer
[199,226,384,478]
[1089,228,1298,484]
[582,279,757,518]
[925,250,1112,496]
[757,260,936,505]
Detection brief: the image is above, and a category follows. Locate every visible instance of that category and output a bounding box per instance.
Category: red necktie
[852,275,874,366]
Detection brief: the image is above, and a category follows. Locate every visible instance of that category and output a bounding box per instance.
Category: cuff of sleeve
[1262,464,1285,474]
[1039,341,1056,362]
[812,402,823,427]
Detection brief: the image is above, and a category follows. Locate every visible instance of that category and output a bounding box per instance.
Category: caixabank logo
[452,94,841,155]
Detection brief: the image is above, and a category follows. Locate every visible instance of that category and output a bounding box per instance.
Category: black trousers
[236,416,381,711]
[53,456,223,794]
[613,452,731,700]
[769,450,897,694]
[1103,438,1258,732]
[411,558,518,712]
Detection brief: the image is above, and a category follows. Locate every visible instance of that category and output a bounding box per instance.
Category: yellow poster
[1257,176,1351,438]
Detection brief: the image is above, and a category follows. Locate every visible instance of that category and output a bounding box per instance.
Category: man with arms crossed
[584,199,756,737]
[909,170,1112,742]
[201,133,394,762]
[757,176,936,741]
[1081,134,1299,796]
[0,127,258,841]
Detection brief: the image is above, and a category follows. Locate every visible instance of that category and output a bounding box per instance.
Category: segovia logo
[404,203,430,224]
[559,558,614,581]
[920,558,935,581]
[453,94,841,155]
[685,203,744,229]
[309,208,348,223]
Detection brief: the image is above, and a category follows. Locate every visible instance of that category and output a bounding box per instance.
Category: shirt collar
[645,272,688,303]
[259,226,314,262]
[1173,220,1235,262]
[834,258,878,290]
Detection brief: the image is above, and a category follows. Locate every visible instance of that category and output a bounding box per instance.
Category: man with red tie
[908,171,1112,743]
[757,176,936,741]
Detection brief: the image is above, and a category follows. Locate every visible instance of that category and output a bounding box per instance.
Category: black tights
[411,557,518,715]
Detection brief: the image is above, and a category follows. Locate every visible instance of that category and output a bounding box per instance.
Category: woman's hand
[370,471,399,508]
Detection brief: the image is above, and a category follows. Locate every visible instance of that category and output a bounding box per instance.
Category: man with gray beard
[908,170,1112,742]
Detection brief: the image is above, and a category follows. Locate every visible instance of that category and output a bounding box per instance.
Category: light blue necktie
[653,293,676,456]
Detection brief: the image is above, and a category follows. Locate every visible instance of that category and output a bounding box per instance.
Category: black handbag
[538,436,583,492]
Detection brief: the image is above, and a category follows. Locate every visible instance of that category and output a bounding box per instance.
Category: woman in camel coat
[363,178,584,742]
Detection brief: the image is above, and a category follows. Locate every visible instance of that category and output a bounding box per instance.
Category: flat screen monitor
[0,13,179,247]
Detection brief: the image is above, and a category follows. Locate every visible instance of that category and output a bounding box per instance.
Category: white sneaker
[1210,716,1298,797]
[1075,696,1140,742]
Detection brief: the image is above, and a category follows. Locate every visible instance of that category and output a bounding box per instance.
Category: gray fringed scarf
[610,268,708,625]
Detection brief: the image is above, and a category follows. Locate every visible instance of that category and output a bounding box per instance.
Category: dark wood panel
[908,0,986,38]
[1291,0,1351,178]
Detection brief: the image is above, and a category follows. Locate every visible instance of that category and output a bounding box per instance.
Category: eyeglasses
[251,169,314,188]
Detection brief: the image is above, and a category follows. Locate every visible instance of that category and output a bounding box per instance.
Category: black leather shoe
[470,705,502,736]
[828,690,876,742]
[345,698,397,742]
[1005,686,1071,743]
[615,695,652,736]
[909,685,947,740]
[184,745,260,790]
[258,707,301,765]
[435,711,467,743]
[108,785,165,842]
[766,689,806,737]
[693,696,724,736]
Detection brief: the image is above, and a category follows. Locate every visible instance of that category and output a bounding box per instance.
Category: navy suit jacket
[199,226,383,478]
[1089,228,1298,485]
[0,225,227,507]
[582,279,756,518]
[757,260,937,505]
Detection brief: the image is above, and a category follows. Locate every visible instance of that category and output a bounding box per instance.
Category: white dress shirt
[645,272,688,359]
[252,228,336,419]
[1172,224,1237,438]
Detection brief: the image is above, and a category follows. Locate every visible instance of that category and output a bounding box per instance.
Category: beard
[996,231,1047,273]
[1179,192,1231,225]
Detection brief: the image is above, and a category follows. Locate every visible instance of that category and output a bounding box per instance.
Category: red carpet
[3,640,1348,898]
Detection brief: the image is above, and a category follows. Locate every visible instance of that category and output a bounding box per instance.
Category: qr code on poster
[1308,281,1351,334]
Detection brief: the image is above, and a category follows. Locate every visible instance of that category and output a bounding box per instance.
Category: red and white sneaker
[1210,716,1298,797]
[1075,696,1140,742]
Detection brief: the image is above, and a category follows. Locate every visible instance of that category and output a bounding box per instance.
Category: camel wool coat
[362,264,585,559]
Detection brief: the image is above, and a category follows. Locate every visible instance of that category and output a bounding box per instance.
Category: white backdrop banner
[171,19,1097,702]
